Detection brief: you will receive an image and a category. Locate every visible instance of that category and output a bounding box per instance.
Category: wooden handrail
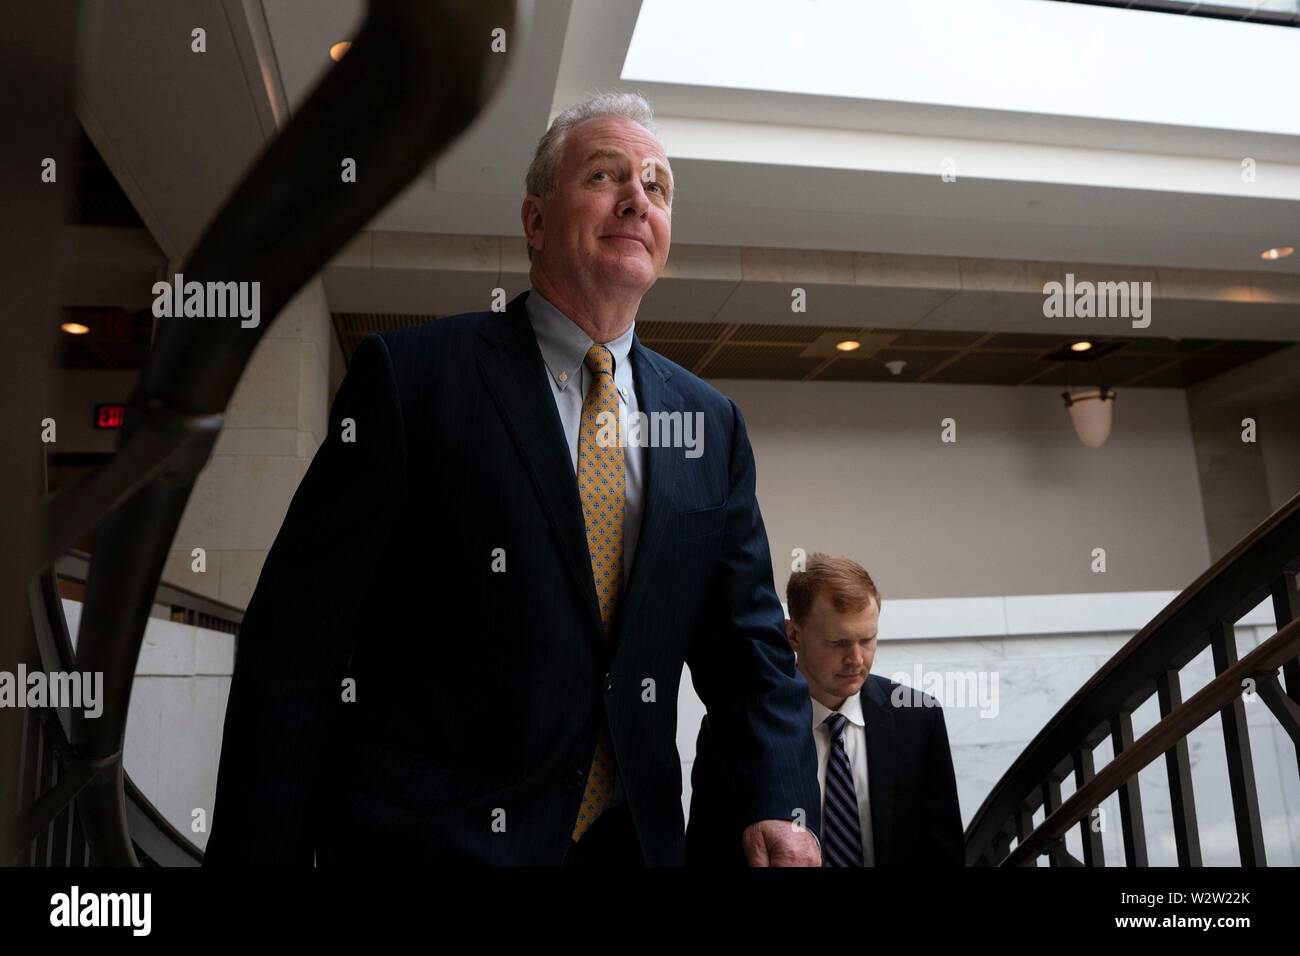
[1006,616,1300,865]
[966,490,1300,864]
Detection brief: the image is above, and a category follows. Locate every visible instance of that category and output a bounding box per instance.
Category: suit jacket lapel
[475,291,604,639]
[616,337,684,640]
[863,677,896,865]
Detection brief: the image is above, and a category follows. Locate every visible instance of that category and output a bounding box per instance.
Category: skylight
[623,0,1300,135]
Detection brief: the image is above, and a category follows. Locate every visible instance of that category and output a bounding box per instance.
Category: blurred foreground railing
[17,0,516,866]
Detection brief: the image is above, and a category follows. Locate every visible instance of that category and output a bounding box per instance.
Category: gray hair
[523,91,670,261]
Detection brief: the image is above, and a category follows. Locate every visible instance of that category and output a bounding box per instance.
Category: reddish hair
[786,553,880,625]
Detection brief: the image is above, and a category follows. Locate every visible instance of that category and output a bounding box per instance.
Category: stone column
[161,278,334,609]
[1186,345,1300,562]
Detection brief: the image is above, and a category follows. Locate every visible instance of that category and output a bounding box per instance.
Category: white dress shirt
[811,693,875,865]
[524,288,644,588]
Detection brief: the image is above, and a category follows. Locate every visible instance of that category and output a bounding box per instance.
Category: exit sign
[94,404,125,429]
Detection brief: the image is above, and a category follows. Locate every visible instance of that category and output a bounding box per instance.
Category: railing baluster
[1209,621,1266,865]
[33,715,51,866]
[44,763,64,866]
[18,707,36,866]
[1048,840,1085,866]
[1272,573,1300,778]
[68,811,87,868]
[1015,807,1037,867]
[1274,572,1299,628]
[1109,711,1148,866]
[1156,669,1202,866]
[1257,673,1300,746]
[1073,748,1105,865]
[58,797,75,866]
[1040,778,1062,867]
[992,828,1013,864]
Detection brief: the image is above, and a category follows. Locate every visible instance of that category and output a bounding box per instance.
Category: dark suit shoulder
[867,673,945,720]
[634,341,735,415]
[367,309,505,412]
[378,308,495,361]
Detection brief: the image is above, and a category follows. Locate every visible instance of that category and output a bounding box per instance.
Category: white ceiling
[260,0,1300,283]
[75,0,1299,348]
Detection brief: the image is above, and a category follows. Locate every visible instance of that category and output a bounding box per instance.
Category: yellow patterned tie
[571,343,625,842]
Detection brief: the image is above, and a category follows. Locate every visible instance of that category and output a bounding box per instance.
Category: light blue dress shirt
[524,287,645,589]
[525,287,646,814]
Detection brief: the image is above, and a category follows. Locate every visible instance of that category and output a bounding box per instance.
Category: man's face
[787,592,879,707]
[525,115,672,295]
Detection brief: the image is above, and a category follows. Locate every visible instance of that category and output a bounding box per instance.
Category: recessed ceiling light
[1070,340,1093,352]
[1261,246,1294,260]
[835,340,860,352]
[61,322,90,335]
[329,41,351,62]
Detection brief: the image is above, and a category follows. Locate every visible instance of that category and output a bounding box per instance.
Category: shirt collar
[810,687,866,730]
[524,287,635,396]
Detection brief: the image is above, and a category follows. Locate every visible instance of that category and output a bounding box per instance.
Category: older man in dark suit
[204,92,821,866]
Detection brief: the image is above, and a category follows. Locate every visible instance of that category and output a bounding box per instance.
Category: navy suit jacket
[687,674,964,866]
[204,289,821,865]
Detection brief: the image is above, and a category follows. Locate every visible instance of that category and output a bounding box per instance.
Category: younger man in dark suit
[688,553,964,866]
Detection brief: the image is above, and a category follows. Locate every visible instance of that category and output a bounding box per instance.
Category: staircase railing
[965,492,1300,866]
[56,548,245,636]
[17,0,516,866]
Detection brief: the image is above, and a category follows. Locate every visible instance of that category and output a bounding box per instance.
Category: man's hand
[742,820,821,867]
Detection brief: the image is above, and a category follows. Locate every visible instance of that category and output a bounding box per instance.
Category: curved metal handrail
[56,548,245,635]
[1005,617,1300,865]
[28,0,517,866]
[17,563,205,865]
[965,491,1300,865]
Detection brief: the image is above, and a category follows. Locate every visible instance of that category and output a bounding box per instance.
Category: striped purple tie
[822,712,864,867]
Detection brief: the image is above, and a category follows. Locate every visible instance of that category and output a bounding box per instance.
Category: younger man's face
[787,591,879,708]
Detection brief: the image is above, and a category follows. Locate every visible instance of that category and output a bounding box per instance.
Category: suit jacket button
[604,672,613,691]
[567,769,585,791]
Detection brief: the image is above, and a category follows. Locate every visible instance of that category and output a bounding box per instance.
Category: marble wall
[158,277,334,611]
[63,598,234,853]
